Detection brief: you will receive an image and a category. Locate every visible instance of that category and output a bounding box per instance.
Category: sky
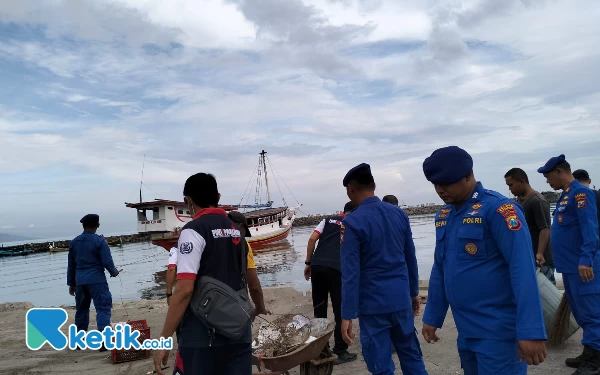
[1,0,599,239]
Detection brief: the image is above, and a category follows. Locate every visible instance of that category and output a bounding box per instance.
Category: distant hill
[0,233,36,243]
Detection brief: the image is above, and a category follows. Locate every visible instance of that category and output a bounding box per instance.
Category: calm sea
[0,208,558,307]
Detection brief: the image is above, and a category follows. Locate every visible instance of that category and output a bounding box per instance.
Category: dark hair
[347,169,375,190]
[343,201,356,213]
[504,168,529,184]
[556,161,571,173]
[183,173,219,208]
[382,195,399,206]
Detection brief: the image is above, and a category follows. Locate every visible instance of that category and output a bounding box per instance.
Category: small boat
[49,247,69,253]
[0,249,34,256]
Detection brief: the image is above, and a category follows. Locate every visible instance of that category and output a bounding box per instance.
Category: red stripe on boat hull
[151,227,292,253]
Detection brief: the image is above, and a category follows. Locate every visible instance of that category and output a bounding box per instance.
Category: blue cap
[343,163,371,187]
[80,214,99,226]
[537,154,566,174]
[423,146,473,185]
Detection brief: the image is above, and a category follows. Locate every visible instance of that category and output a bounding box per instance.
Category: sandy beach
[0,286,582,375]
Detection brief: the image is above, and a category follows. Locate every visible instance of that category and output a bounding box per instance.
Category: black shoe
[333,351,357,365]
[572,347,600,375]
[567,351,585,369]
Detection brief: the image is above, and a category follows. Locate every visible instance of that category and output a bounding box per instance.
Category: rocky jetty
[294,191,560,228]
[0,233,150,254]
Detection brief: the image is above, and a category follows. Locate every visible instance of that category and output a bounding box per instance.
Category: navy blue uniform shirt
[67,232,118,286]
[551,180,599,273]
[340,196,419,319]
[423,182,546,341]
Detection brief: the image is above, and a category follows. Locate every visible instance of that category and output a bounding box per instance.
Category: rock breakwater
[294,191,560,228]
[0,233,150,254]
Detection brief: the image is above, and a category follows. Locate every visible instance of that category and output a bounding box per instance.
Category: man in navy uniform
[421,146,547,374]
[340,163,427,375]
[573,169,600,241]
[304,201,358,365]
[67,214,119,351]
[539,155,600,374]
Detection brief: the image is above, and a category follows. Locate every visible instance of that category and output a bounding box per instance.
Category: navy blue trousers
[458,337,526,375]
[359,310,428,375]
[564,272,600,351]
[176,344,251,375]
[75,282,112,332]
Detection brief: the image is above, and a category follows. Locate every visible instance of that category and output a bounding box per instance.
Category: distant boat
[49,247,69,253]
[125,150,302,252]
[0,249,33,256]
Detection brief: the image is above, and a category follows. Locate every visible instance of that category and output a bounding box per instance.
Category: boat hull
[152,226,292,253]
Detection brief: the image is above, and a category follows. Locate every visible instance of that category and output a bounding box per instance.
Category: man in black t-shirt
[505,168,556,285]
[304,201,357,365]
[574,169,600,243]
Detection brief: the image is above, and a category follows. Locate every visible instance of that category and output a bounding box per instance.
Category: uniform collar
[468,182,484,203]
[193,208,228,220]
[566,179,580,192]
[359,196,380,206]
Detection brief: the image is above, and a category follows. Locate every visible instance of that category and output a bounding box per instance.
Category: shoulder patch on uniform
[496,203,522,231]
[180,242,193,254]
[340,223,346,245]
[576,193,587,209]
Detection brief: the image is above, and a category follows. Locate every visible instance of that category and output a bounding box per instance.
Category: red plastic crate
[111,320,151,364]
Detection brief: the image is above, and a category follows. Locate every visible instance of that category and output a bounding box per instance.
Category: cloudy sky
[1,0,599,238]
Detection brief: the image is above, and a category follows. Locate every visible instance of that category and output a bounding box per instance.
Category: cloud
[1,225,15,229]
[0,0,599,237]
[28,224,35,228]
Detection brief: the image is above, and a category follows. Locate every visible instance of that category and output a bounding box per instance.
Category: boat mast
[140,154,146,203]
[260,150,272,204]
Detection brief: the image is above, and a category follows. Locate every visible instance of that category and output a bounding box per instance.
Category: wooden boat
[49,247,69,253]
[125,151,301,252]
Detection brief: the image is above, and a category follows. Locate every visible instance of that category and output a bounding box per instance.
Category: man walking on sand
[304,201,358,365]
[422,146,547,374]
[67,214,119,352]
[505,167,556,285]
[539,156,600,374]
[340,163,427,375]
[573,169,600,240]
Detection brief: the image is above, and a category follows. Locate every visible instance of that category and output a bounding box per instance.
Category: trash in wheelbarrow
[252,314,331,358]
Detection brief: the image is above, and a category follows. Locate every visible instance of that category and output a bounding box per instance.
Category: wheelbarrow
[252,323,337,375]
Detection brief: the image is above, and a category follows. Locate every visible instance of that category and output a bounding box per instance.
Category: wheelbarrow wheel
[299,346,334,375]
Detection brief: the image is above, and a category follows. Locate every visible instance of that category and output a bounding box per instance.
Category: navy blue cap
[537,154,566,174]
[343,163,371,187]
[423,146,473,185]
[80,214,99,226]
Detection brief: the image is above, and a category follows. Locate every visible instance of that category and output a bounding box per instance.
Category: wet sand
[0,287,581,375]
